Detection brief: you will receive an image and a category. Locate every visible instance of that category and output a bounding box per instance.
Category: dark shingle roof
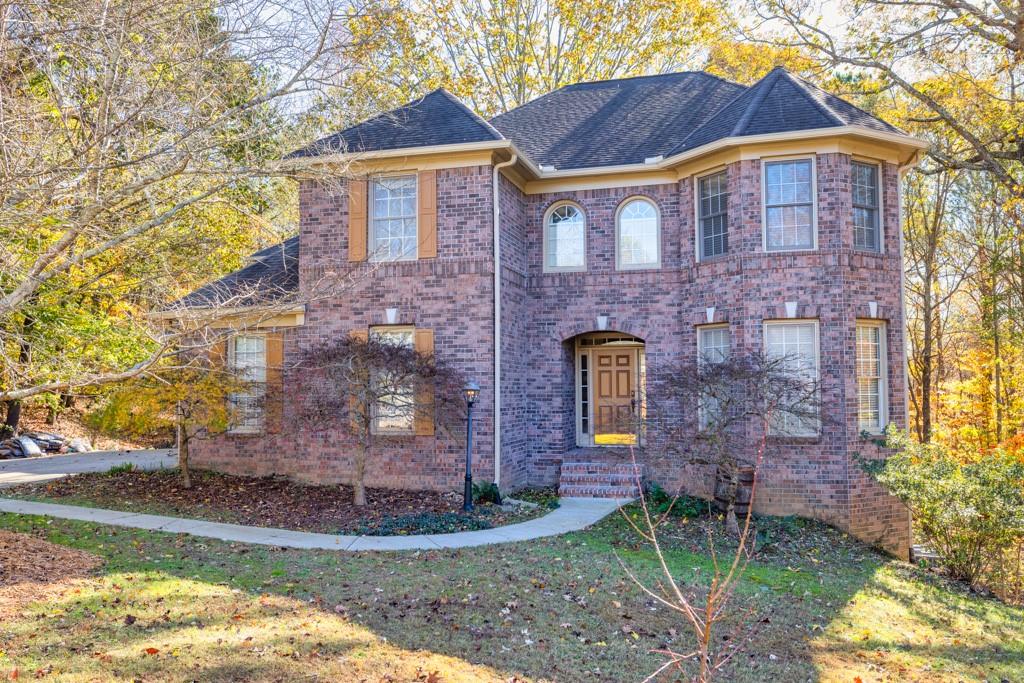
[489,72,745,169]
[176,236,299,309]
[290,89,503,158]
[671,67,904,155]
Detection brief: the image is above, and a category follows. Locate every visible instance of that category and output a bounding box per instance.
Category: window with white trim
[856,322,887,432]
[852,162,880,251]
[228,335,267,432]
[697,325,730,429]
[369,326,415,433]
[616,198,659,269]
[544,203,586,271]
[764,321,819,436]
[764,159,814,251]
[698,171,728,259]
[370,175,417,261]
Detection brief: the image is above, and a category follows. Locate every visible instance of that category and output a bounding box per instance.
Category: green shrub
[861,430,1024,588]
[513,487,560,509]
[106,462,137,475]
[472,481,502,505]
[645,483,708,519]
[356,511,494,536]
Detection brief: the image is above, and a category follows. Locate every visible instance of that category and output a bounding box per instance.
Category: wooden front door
[593,349,637,445]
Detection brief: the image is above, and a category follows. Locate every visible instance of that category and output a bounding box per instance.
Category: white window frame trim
[694,166,729,263]
[856,319,889,434]
[761,155,819,253]
[696,323,730,431]
[762,318,821,437]
[851,157,885,254]
[368,173,419,263]
[614,195,662,271]
[226,332,268,435]
[543,200,588,273]
[368,324,417,436]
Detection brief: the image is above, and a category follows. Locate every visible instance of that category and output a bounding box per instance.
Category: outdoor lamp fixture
[462,380,480,511]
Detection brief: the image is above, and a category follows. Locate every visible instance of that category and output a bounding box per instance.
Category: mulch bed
[0,530,103,617]
[7,468,544,535]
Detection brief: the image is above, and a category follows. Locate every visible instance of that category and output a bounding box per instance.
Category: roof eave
[150,303,306,322]
[282,139,514,170]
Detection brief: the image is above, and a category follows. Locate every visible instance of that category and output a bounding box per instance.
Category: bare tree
[297,333,468,505]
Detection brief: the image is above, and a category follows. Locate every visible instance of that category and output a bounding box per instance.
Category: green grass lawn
[0,509,1021,682]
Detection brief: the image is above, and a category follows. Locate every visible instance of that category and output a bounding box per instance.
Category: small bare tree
[298,334,467,505]
[621,351,823,682]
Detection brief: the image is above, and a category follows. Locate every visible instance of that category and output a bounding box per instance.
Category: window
[697,325,730,429]
[852,162,880,251]
[616,198,660,269]
[856,322,887,432]
[698,171,728,259]
[369,326,415,433]
[764,159,815,251]
[544,203,586,271]
[370,175,417,261]
[228,335,267,432]
[764,321,819,436]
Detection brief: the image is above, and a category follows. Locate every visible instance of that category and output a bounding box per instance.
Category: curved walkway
[0,496,630,551]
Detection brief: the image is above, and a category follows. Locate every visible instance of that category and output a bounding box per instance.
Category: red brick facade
[192,151,912,558]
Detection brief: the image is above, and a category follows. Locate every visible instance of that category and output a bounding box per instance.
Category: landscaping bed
[3,468,551,535]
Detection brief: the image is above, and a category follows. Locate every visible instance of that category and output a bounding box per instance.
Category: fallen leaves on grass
[0,530,102,617]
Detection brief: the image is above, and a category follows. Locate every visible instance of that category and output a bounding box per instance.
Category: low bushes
[863,431,1024,601]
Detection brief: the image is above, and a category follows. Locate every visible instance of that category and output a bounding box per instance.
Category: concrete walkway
[0,496,629,551]
[0,449,175,488]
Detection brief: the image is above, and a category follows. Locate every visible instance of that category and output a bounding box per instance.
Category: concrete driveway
[0,449,177,488]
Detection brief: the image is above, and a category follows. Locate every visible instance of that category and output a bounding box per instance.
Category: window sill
[226,428,264,437]
[767,434,821,444]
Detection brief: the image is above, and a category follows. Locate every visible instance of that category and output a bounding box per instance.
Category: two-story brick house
[178,67,927,557]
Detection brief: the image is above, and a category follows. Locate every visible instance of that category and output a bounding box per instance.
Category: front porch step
[558,461,644,499]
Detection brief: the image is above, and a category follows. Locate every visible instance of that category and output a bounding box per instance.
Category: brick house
[176,68,927,557]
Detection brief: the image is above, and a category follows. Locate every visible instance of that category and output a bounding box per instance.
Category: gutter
[492,154,518,488]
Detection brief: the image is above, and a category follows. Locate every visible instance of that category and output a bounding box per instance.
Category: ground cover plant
[4,468,543,535]
[0,506,1020,682]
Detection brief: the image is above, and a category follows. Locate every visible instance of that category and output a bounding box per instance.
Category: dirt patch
[0,530,102,617]
[8,468,545,534]
[17,404,161,451]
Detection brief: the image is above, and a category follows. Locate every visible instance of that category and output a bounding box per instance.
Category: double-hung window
[228,335,267,433]
[369,326,416,433]
[856,322,888,432]
[697,325,731,429]
[764,321,819,436]
[852,162,881,251]
[544,203,586,271]
[764,159,815,251]
[370,176,417,261]
[698,171,728,259]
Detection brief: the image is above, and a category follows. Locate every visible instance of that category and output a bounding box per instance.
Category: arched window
[544,202,586,271]
[616,198,660,269]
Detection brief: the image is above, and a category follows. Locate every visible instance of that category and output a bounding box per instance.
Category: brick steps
[558,461,643,499]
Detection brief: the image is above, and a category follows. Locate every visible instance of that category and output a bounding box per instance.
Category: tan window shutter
[418,170,437,259]
[349,179,368,261]
[264,332,284,433]
[209,338,228,368]
[349,329,368,431]
[413,328,435,435]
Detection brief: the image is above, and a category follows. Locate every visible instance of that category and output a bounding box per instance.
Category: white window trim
[856,319,889,434]
[543,200,587,273]
[762,319,821,437]
[368,325,417,436]
[761,155,818,253]
[694,166,729,263]
[615,196,662,271]
[696,323,730,431]
[226,332,267,435]
[851,157,885,254]
[368,174,418,263]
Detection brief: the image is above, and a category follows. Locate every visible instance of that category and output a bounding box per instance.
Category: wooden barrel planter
[713,466,755,519]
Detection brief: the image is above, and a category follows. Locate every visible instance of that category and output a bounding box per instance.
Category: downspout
[492,154,518,488]
[897,151,921,429]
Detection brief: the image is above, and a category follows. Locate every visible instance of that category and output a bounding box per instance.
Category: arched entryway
[572,332,646,447]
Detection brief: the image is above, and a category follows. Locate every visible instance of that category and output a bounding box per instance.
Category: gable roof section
[488,72,746,170]
[175,236,299,309]
[290,89,503,158]
[671,67,905,155]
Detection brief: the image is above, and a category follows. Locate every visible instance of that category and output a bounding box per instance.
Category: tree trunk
[921,273,934,442]
[2,400,21,438]
[353,442,367,506]
[178,422,192,489]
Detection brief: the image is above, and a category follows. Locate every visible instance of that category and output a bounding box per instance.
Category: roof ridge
[559,69,738,89]
[434,88,505,140]
[730,69,782,136]
[775,69,846,127]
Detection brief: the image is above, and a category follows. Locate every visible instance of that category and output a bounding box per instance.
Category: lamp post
[462,380,480,511]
